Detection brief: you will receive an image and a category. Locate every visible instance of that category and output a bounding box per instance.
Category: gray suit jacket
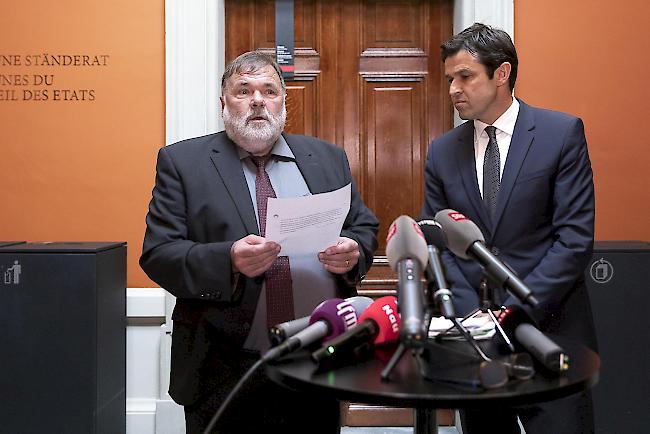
[140,131,379,405]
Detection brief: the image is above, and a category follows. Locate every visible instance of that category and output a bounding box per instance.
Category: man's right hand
[230,234,281,278]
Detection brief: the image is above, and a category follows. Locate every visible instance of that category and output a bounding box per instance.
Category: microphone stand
[381,257,428,382]
[380,277,494,382]
[380,278,434,434]
[437,275,515,353]
[381,255,534,396]
[380,319,424,381]
[380,278,428,381]
[418,272,521,390]
[379,341,408,381]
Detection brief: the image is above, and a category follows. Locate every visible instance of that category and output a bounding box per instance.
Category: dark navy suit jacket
[421,100,597,351]
[140,132,379,406]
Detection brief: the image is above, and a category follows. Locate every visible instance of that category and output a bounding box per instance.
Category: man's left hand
[318,237,360,274]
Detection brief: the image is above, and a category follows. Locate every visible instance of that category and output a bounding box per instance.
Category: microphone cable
[202,357,265,434]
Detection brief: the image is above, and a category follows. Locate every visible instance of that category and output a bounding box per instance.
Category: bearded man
[140,51,379,434]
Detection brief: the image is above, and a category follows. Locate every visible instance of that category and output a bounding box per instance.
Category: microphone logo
[411,221,425,239]
[381,303,399,333]
[336,300,358,328]
[386,221,397,243]
[448,211,468,221]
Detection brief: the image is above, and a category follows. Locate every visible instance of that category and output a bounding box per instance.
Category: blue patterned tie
[250,155,295,327]
[483,126,501,222]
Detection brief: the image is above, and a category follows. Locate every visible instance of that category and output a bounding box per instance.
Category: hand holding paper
[230,234,281,277]
[318,236,359,274]
[265,184,351,256]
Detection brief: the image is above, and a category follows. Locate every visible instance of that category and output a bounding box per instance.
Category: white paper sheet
[265,183,351,256]
[428,314,496,340]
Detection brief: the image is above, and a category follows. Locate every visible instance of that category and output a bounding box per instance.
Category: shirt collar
[473,97,520,138]
[236,134,295,161]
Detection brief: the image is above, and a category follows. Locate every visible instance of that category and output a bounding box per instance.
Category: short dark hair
[441,23,518,91]
[221,50,286,94]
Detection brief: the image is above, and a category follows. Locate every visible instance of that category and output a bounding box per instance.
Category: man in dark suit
[140,51,379,434]
[421,24,596,433]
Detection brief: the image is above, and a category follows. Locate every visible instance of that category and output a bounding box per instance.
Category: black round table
[266,338,599,434]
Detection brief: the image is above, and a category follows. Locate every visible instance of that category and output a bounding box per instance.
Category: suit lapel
[209,134,259,235]
[456,122,491,233]
[283,134,330,194]
[493,100,535,237]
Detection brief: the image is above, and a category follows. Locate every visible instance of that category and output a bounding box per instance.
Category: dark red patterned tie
[250,155,295,326]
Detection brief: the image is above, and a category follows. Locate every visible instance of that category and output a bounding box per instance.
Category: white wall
[126,0,226,432]
[126,288,169,433]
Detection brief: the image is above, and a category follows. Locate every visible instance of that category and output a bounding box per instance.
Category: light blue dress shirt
[239,136,339,352]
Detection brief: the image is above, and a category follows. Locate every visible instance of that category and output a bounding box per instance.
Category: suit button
[243,322,251,330]
[214,290,222,299]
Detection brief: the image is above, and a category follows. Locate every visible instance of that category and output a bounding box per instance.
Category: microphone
[261,298,360,362]
[311,296,400,367]
[499,305,569,373]
[434,209,539,307]
[417,219,455,319]
[268,296,373,346]
[269,316,310,346]
[386,215,428,346]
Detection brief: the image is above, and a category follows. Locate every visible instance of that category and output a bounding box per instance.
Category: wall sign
[275,0,294,80]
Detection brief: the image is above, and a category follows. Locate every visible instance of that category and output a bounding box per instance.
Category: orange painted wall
[515,0,650,241]
[0,1,164,287]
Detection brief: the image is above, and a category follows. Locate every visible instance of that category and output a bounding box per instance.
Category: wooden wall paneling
[317,0,340,145]
[426,0,454,141]
[285,82,317,136]
[295,0,317,48]
[359,49,428,81]
[224,1,255,63]
[363,81,425,251]
[340,0,363,188]
[359,0,429,252]
[363,0,425,49]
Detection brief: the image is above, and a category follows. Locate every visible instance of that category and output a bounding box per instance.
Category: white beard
[223,102,286,155]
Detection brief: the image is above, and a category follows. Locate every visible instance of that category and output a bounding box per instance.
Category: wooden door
[226,2,455,425]
[225,0,453,256]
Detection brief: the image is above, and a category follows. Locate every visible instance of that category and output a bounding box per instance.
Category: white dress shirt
[474,98,520,198]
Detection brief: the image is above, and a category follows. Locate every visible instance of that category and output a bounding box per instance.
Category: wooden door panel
[359,0,430,251]
[285,81,317,136]
[364,82,425,247]
[359,49,428,81]
[363,0,426,49]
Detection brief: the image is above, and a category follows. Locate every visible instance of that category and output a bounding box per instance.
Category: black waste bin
[0,242,126,434]
[586,241,650,434]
